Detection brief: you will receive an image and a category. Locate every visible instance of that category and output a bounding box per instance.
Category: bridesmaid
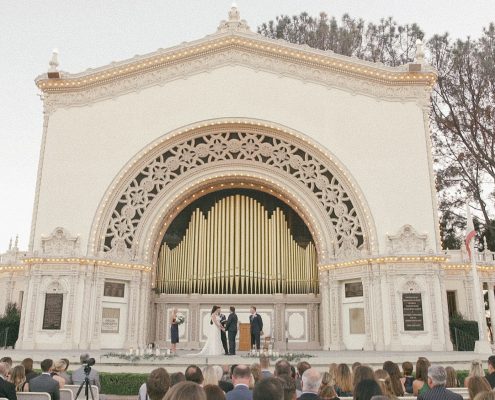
[170,308,179,354]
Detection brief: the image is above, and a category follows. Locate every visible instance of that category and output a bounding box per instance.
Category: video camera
[83,358,95,374]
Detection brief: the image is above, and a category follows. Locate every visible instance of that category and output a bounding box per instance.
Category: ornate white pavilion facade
[1,6,495,352]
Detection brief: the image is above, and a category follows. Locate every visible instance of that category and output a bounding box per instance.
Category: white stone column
[439,270,454,350]
[386,270,401,350]
[487,283,495,343]
[329,277,342,350]
[319,271,331,350]
[362,275,374,350]
[372,269,385,350]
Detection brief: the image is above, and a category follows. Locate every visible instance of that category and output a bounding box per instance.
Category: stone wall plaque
[101,307,120,333]
[104,281,125,298]
[402,293,424,331]
[42,293,63,330]
[345,282,363,298]
[349,308,365,334]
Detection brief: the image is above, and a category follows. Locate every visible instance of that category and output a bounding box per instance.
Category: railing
[451,326,477,351]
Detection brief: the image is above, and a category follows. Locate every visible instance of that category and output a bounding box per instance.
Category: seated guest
[276,374,296,400]
[260,356,273,379]
[468,376,491,400]
[319,385,339,400]
[474,392,495,400]
[334,364,353,397]
[147,368,171,400]
[299,368,322,400]
[296,362,311,392]
[352,363,362,374]
[253,377,283,400]
[413,358,429,396]
[170,372,186,387]
[21,359,38,382]
[445,366,459,388]
[400,362,414,394]
[186,365,205,386]
[417,365,462,400]
[381,362,403,397]
[0,358,12,368]
[59,359,72,385]
[373,370,396,400]
[11,365,29,392]
[328,364,337,387]
[205,384,227,400]
[274,361,291,377]
[72,353,101,392]
[204,366,221,386]
[215,365,233,393]
[226,365,252,400]
[465,360,484,387]
[163,381,206,400]
[0,362,17,400]
[51,360,67,389]
[29,359,60,400]
[353,366,374,393]
[251,364,261,384]
[353,379,382,400]
[486,356,495,389]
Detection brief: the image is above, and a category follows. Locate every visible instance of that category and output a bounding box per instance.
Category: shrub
[0,303,20,347]
[100,372,148,395]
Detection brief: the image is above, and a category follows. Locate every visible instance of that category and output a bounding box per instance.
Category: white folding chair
[17,393,51,400]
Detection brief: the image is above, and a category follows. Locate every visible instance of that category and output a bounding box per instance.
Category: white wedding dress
[192,313,224,356]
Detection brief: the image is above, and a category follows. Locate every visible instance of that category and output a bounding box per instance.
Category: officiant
[219,309,229,355]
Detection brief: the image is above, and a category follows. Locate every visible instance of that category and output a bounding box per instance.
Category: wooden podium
[239,323,251,351]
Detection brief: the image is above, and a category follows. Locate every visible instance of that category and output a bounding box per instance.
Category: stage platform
[1,349,492,373]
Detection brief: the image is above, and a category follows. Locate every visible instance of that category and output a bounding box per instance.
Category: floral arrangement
[103,351,177,362]
[176,313,185,325]
[242,352,314,362]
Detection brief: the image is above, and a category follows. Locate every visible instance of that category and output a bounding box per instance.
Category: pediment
[36,6,437,111]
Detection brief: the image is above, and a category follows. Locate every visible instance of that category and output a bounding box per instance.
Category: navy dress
[171,318,179,344]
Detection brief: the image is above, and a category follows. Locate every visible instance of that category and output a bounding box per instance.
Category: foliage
[0,302,20,347]
[102,352,177,362]
[100,372,148,395]
[428,24,495,251]
[449,318,479,351]
[241,352,314,362]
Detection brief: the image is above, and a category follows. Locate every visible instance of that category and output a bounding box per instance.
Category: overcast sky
[0,0,493,253]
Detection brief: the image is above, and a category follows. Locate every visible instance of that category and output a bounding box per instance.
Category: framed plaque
[104,281,125,298]
[402,293,424,331]
[345,282,363,298]
[101,307,120,333]
[42,293,63,330]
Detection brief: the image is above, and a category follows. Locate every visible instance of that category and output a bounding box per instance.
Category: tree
[428,25,495,250]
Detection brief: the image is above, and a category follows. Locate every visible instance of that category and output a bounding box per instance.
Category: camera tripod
[75,365,96,400]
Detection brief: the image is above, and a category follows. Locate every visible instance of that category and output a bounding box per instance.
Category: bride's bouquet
[176,312,185,325]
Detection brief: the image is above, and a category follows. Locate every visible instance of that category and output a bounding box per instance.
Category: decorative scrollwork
[103,131,364,259]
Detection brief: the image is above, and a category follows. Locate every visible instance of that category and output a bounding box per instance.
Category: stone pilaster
[319,271,330,350]
[362,275,374,350]
[372,268,385,350]
[487,283,495,343]
[439,269,454,350]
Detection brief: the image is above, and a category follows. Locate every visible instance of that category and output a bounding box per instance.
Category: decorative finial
[483,236,489,253]
[48,48,60,79]
[414,39,425,64]
[8,237,12,251]
[14,234,19,249]
[217,3,250,33]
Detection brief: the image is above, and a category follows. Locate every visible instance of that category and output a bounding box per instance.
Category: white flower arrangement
[176,313,185,325]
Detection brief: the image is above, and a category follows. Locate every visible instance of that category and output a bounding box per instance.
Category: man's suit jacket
[225,312,238,332]
[226,384,253,400]
[249,313,263,334]
[29,373,60,400]
[0,376,17,400]
[219,380,234,393]
[417,386,463,400]
[486,372,495,388]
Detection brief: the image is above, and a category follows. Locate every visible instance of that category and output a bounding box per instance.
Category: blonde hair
[335,364,353,393]
[474,391,495,400]
[374,369,394,397]
[445,366,458,388]
[468,376,492,400]
[53,360,67,373]
[202,366,219,386]
[469,360,484,378]
[10,365,26,392]
[327,363,337,387]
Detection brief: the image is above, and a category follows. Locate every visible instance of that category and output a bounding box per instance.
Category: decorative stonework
[386,225,428,254]
[101,129,366,261]
[41,227,80,257]
[217,5,251,33]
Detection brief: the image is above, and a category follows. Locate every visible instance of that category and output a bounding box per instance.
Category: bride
[193,305,225,356]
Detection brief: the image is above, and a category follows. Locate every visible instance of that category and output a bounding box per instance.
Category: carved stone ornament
[386,224,428,254]
[101,130,365,260]
[217,5,251,33]
[41,227,80,257]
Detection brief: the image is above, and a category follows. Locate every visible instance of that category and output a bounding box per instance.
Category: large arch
[89,119,378,267]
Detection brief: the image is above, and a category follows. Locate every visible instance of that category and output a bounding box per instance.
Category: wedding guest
[320,385,339,400]
[354,379,382,400]
[146,368,171,400]
[277,374,296,400]
[274,360,291,377]
[445,366,459,388]
[328,364,338,387]
[226,365,252,400]
[474,392,495,400]
[373,370,396,400]
[21,359,38,382]
[186,365,204,386]
[0,358,12,368]
[253,377,283,400]
[29,359,60,400]
[382,362,404,397]
[486,356,495,388]
[417,365,462,400]
[51,360,66,389]
[400,362,414,394]
[72,353,101,392]
[468,377,491,400]
[251,364,261,384]
[216,365,233,393]
[465,360,484,387]
[412,358,429,396]
[353,366,374,393]
[335,364,353,397]
[260,356,273,379]
[163,381,206,400]
[11,366,29,392]
[204,366,221,386]
[59,359,72,384]
[170,372,186,387]
[171,308,179,354]
[205,384,226,400]
[299,368,322,400]
[0,362,16,400]
[296,362,311,392]
[352,363,362,373]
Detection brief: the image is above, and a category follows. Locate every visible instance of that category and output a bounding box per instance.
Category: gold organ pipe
[220,198,225,294]
[250,198,255,294]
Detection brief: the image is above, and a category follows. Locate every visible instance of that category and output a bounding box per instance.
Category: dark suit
[298,393,320,400]
[0,376,17,400]
[219,314,229,354]
[226,384,253,400]
[225,312,238,355]
[417,386,463,400]
[219,380,234,393]
[486,372,495,388]
[249,313,263,350]
[29,373,60,400]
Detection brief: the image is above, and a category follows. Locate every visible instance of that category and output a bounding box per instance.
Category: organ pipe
[157,194,318,295]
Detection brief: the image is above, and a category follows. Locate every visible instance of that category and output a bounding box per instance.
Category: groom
[249,306,263,350]
[225,306,238,355]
